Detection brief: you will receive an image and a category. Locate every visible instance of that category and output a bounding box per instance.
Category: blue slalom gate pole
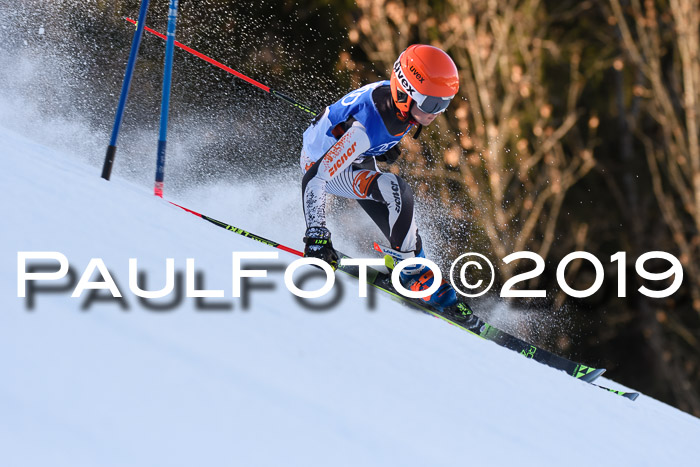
[154,0,179,197]
[101,0,151,181]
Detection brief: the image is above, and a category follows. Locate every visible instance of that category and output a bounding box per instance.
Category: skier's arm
[302,121,371,228]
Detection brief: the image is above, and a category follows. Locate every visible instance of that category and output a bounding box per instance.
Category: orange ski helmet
[390,44,459,115]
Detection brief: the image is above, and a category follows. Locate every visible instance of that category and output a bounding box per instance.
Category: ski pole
[124,17,318,117]
[168,201,304,257]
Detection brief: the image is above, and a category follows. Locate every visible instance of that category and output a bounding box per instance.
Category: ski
[337,256,645,400]
[593,384,640,401]
[335,252,605,383]
[167,202,643,400]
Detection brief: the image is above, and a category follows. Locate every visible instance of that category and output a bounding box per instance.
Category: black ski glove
[376,146,402,165]
[303,226,339,269]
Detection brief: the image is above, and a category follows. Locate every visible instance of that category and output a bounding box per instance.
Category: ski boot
[397,248,457,312]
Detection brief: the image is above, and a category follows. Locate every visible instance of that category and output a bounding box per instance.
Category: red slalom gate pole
[124,17,318,116]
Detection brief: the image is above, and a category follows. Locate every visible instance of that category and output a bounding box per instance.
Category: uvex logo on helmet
[393,59,415,96]
[409,65,425,83]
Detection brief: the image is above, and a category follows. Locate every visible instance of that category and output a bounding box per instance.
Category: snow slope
[2,124,700,466]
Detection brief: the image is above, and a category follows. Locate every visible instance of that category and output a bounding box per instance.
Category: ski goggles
[413,91,454,114]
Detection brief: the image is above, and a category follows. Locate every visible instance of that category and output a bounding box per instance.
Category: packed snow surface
[2,124,700,466]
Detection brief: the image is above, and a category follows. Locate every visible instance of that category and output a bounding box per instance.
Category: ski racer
[300,44,459,311]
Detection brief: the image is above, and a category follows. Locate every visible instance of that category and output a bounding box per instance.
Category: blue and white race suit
[300,81,422,253]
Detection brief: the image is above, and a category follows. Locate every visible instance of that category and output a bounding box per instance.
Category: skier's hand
[376,146,402,165]
[303,227,339,270]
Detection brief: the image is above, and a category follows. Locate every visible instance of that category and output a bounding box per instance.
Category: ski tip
[576,367,606,383]
[373,242,382,252]
[595,384,641,401]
